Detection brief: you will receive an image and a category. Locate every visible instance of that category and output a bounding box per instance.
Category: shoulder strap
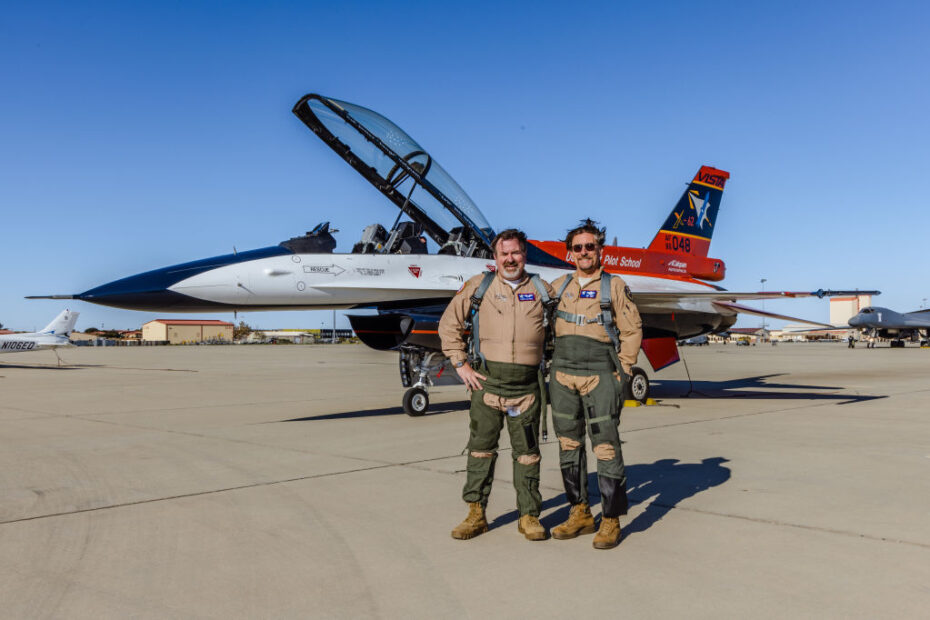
[465,271,496,365]
[599,273,624,373]
[528,273,550,304]
[555,273,574,300]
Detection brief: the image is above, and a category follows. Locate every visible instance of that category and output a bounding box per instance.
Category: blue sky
[2,1,928,331]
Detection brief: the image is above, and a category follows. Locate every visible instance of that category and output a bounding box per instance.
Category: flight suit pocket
[555,371,600,396]
[482,392,536,415]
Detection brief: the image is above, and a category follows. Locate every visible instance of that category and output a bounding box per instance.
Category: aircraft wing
[710,301,834,328]
[630,289,879,305]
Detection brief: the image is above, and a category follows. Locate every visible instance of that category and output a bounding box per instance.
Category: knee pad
[516,454,541,465]
[593,443,615,461]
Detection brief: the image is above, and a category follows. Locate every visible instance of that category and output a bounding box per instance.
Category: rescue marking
[408,265,421,278]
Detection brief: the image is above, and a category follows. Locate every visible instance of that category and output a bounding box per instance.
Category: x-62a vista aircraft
[31,94,878,414]
[0,310,79,360]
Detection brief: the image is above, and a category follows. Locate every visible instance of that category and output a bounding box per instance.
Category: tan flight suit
[439,271,555,516]
[550,267,642,518]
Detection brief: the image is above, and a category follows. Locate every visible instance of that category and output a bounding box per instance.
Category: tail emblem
[688,190,713,230]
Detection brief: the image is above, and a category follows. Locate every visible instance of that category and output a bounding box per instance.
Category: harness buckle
[575,314,585,326]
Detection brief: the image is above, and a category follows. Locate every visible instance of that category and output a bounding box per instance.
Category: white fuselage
[168,252,717,313]
[0,333,71,354]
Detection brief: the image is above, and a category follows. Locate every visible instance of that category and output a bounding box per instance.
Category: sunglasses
[571,243,598,253]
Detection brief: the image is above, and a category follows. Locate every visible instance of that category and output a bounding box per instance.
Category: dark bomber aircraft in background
[30,94,879,414]
[848,306,930,347]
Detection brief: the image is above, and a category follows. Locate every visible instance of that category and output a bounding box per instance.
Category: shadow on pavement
[652,374,885,404]
[0,363,82,370]
[281,400,469,422]
[504,457,731,537]
[623,457,730,538]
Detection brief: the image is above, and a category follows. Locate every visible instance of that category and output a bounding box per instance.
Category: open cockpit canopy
[293,94,495,258]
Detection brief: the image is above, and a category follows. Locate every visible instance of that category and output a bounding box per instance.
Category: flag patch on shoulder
[580,290,598,299]
[518,293,536,301]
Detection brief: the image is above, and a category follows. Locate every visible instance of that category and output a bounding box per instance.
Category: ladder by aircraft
[29,94,878,413]
[0,310,79,363]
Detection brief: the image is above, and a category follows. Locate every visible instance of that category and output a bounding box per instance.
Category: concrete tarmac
[1,343,928,618]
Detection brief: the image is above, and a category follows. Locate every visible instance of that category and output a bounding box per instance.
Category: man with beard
[439,229,555,541]
[548,219,642,549]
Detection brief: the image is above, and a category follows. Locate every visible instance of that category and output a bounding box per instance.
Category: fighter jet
[0,310,79,362]
[30,94,878,413]
[848,306,930,347]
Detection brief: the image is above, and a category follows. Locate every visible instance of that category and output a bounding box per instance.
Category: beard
[500,262,523,280]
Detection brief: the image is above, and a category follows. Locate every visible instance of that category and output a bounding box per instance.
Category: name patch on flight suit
[580,290,598,299]
[517,293,536,301]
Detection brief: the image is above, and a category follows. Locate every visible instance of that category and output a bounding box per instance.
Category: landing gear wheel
[625,366,650,404]
[403,387,429,416]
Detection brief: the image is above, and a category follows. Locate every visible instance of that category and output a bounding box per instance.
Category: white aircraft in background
[0,310,79,363]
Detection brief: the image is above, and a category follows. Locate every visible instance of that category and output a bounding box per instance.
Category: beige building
[142,320,234,344]
[830,294,872,327]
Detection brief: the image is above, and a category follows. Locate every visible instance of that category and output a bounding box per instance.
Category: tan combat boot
[517,515,547,541]
[551,503,596,540]
[592,517,622,549]
[451,502,488,540]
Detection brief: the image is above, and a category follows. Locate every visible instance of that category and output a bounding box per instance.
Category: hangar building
[830,294,872,326]
[142,319,234,344]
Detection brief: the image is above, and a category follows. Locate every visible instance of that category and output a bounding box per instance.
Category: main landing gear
[625,366,650,404]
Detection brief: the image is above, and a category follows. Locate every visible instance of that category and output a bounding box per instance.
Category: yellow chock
[624,398,658,407]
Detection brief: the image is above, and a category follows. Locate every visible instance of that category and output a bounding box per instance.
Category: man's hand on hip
[455,362,487,391]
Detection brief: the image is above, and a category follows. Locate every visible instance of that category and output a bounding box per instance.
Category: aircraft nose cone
[77,271,173,310]
[848,315,862,327]
[77,265,212,312]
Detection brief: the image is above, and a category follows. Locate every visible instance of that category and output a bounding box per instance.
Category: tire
[625,366,650,404]
[403,387,429,416]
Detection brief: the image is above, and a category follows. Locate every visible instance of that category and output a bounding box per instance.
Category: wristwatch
[453,360,466,368]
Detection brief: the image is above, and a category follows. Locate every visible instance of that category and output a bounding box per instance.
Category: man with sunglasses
[439,228,555,542]
[548,219,642,549]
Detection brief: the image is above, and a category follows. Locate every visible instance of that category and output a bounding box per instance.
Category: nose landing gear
[400,348,447,416]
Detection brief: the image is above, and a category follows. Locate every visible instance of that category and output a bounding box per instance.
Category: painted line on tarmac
[622,386,930,434]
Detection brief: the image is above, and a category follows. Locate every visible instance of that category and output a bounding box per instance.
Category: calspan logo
[408,265,421,278]
[688,190,713,230]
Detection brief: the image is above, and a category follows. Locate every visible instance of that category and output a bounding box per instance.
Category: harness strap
[555,309,604,325]
[465,271,496,366]
[599,274,622,354]
[552,272,626,377]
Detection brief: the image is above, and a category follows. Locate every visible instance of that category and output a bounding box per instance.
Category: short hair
[565,218,606,250]
[492,228,527,255]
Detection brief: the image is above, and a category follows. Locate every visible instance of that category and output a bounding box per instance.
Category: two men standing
[439,221,642,549]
